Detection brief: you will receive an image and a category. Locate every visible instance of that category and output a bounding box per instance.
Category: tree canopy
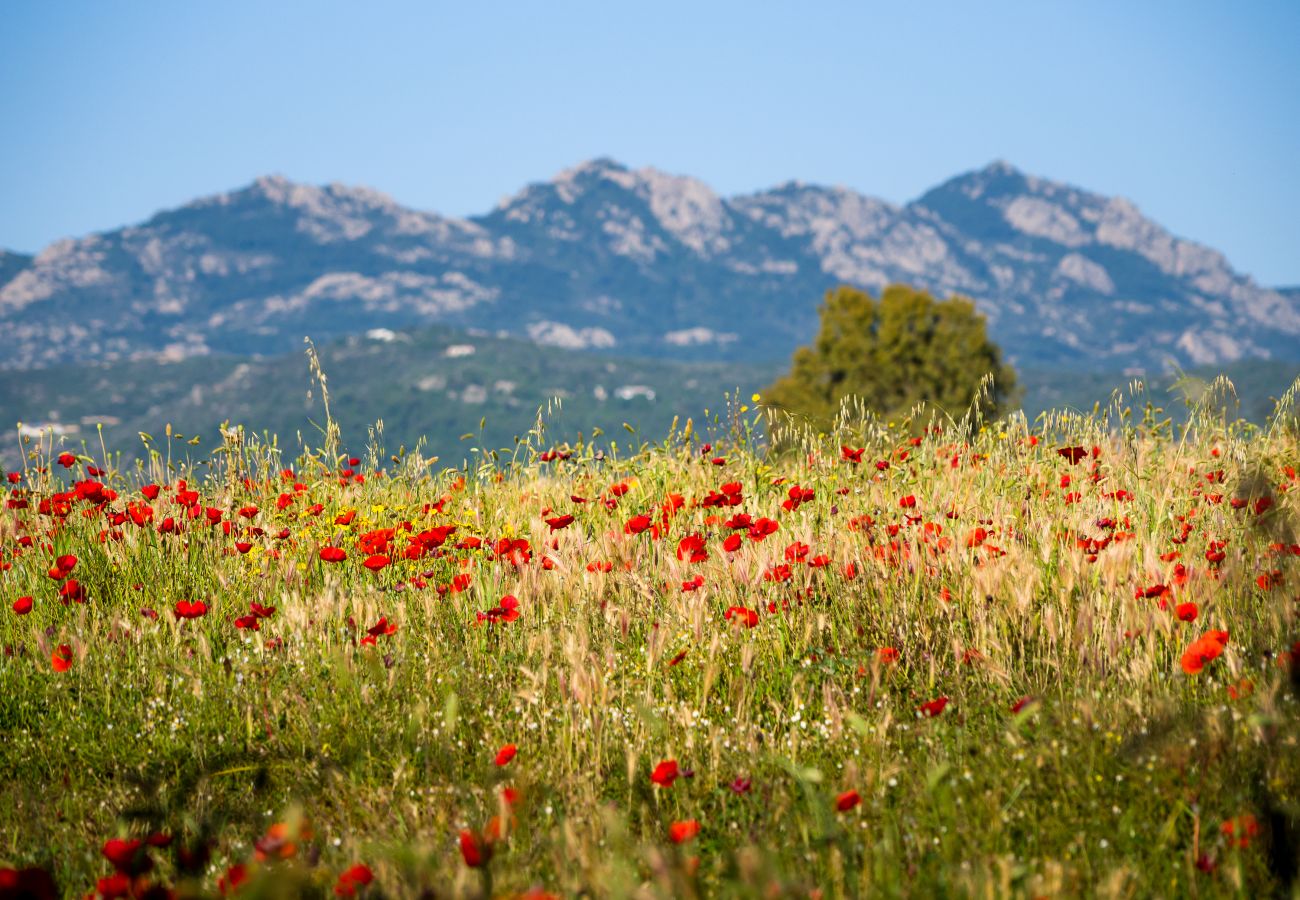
[763,283,1018,430]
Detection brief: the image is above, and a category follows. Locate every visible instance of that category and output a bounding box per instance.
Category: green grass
[1,389,1299,898]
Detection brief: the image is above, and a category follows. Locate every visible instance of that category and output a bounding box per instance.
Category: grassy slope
[0,406,1298,896]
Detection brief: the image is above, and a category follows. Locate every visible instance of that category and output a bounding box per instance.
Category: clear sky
[3,1,1298,284]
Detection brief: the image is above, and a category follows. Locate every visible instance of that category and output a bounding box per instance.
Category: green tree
[764,283,1018,430]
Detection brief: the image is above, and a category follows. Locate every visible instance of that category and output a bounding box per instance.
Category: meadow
[1,382,1299,898]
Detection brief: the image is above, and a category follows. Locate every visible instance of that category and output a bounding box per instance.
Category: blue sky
[2,1,1298,284]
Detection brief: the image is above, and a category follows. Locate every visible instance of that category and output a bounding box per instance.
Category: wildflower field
[2,387,1299,899]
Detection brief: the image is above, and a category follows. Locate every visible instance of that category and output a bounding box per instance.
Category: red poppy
[668,820,700,844]
[724,606,760,628]
[334,863,374,897]
[1221,814,1260,848]
[1057,446,1087,464]
[320,547,347,563]
[722,534,743,553]
[494,744,517,766]
[11,596,32,615]
[835,790,861,812]
[51,644,73,672]
[841,446,865,463]
[174,600,208,619]
[545,514,574,531]
[625,514,652,535]
[1175,602,1199,623]
[877,647,900,665]
[0,866,57,899]
[918,696,949,717]
[1011,696,1036,714]
[1181,630,1229,674]
[57,452,76,468]
[899,495,917,509]
[363,554,391,571]
[459,830,491,868]
[651,759,681,787]
[366,616,399,638]
[676,534,708,563]
[102,838,151,876]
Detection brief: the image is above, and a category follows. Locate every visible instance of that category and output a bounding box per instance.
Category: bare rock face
[1,160,1295,371]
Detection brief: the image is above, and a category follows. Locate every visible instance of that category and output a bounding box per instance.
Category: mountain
[2,160,1296,371]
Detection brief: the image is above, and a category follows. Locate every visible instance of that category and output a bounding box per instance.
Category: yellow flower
[751,393,761,403]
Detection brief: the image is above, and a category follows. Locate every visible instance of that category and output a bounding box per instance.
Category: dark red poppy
[835,790,861,811]
[459,830,491,868]
[320,547,347,563]
[918,696,949,717]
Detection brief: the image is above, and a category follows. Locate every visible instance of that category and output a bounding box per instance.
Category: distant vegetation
[763,284,1018,432]
[0,323,1296,474]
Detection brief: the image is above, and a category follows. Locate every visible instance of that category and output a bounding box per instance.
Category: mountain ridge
[1,159,1295,371]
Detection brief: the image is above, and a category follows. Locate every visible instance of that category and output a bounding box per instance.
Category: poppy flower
[494,744,517,766]
[724,606,760,628]
[545,514,574,531]
[1221,814,1260,848]
[254,821,309,862]
[1011,696,1036,714]
[102,838,151,876]
[459,829,491,868]
[320,547,347,563]
[918,696,949,717]
[366,616,399,638]
[835,790,861,812]
[730,777,752,794]
[877,647,900,665]
[650,759,681,787]
[841,446,865,463]
[1175,602,1199,623]
[899,495,917,509]
[1181,630,1229,674]
[363,554,391,571]
[57,452,76,468]
[722,534,743,553]
[676,534,708,563]
[1057,446,1087,464]
[57,578,85,604]
[625,515,652,535]
[668,649,688,666]
[0,866,57,899]
[51,644,73,672]
[334,864,374,897]
[669,820,700,843]
[174,600,208,620]
[11,596,32,615]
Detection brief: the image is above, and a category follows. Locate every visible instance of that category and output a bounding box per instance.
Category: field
[2,385,1300,898]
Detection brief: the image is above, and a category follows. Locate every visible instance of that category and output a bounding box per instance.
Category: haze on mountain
[2,158,1296,373]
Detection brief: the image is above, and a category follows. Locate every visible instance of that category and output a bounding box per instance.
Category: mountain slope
[1,161,1295,371]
